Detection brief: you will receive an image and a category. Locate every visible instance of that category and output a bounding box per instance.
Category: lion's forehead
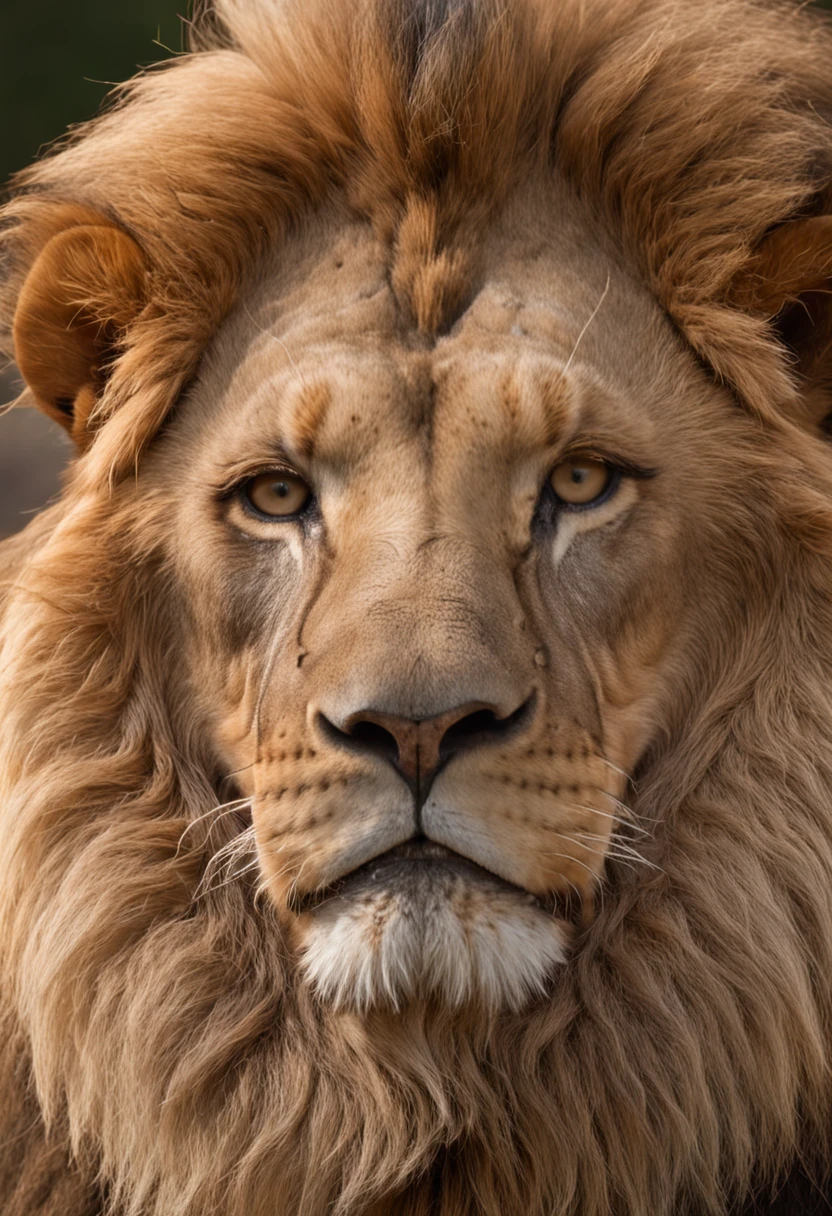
[186,195,666,477]
[270,347,581,478]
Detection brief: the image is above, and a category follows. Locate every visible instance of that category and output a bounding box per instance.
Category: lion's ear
[13,223,148,448]
[728,216,832,428]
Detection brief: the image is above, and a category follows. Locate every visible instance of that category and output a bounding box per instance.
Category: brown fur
[1,1,832,1214]
[12,214,147,442]
[2,0,832,467]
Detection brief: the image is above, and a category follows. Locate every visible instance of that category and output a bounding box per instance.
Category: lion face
[141,188,741,1013]
[4,2,832,1210]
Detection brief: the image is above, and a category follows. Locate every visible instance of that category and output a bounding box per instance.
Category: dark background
[1,0,181,537]
[1,0,832,537]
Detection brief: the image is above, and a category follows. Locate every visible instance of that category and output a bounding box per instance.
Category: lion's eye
[243,470,312,518]
[550,458,615,507]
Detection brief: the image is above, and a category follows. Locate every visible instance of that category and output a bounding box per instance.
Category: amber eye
[550,458,615,507]
[243,470,312,518]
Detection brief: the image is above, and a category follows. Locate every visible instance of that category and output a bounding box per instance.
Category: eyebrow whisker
[243,302,306,385]
[560,274,611,380]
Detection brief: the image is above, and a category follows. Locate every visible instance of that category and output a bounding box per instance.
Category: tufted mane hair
[2,2,832,1215]
[1,0,832,476]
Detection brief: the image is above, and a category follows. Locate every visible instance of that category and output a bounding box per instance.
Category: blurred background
[2,0,832,537]
[1,0,181,537]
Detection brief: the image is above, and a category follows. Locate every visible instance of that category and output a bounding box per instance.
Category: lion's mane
[2,1,832,1214]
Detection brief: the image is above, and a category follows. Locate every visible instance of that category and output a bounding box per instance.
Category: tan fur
[1,1,832,1214]
[13,217,147,444]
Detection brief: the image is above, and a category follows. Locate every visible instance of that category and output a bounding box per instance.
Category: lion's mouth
[296,836,585,927]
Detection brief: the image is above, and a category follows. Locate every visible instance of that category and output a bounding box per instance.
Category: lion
[1,0,832,1212]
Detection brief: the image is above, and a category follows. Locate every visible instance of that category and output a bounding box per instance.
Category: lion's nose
[318,697,534,798]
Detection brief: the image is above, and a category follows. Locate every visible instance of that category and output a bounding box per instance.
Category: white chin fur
[299,865,569,1013]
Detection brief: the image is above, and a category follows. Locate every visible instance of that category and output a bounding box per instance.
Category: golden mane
[2,2,832,1214]
[1,0,831,473]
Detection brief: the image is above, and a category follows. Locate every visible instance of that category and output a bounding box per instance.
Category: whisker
[243,303,306,383]
[597,755,639,794]
[560,275,611,379]
[536,850,601,884]
[219,762,256,788]
[286,856,314,909]
[570,836,641,868]
[570,831,664,874]
[197,857,262,899]
[585,786,659,825]
[176,797,252,856]
[574,830,651,859]
[196,824,259,898]
[569,802,652,837]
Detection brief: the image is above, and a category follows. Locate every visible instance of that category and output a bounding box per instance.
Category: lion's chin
[297,841,573,1013]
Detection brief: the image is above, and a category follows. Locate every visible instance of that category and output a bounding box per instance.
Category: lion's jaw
[151,195,705,1015]
[298,841,571,1012]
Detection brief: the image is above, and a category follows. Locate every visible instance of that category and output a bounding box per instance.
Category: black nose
[318,696,534,800]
